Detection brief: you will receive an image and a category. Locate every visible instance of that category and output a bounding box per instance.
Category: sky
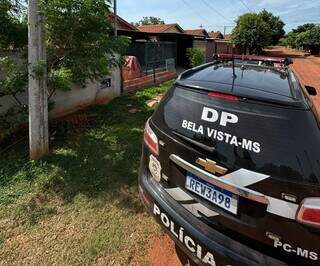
[117,0,320,34]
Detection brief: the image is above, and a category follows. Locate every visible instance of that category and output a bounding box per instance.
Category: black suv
[139,55,320,266]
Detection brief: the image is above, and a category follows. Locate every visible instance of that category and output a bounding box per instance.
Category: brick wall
[123,70,177,92]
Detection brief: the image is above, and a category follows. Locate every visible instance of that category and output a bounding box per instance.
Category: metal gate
[127,41,177,73]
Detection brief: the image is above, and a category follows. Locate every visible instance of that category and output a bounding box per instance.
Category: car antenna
[231,50,237,93]
[232,51,237,79]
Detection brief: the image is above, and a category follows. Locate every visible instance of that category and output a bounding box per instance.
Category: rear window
[184,65,292,97]
[176,65,308,108]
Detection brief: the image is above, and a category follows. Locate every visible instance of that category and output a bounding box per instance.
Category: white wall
[0,66,121,118]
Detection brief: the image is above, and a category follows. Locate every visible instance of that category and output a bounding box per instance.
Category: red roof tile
[208,31,224,39]
[109,14,139,32]
[185,29,208,37]
[137,24,184,33]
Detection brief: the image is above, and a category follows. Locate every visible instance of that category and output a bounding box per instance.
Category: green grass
[0,81,172,265]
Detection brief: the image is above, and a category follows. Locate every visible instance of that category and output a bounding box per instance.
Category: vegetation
[44,0,128,86]
[259,9,285,46]
[280,24,320,55]
[0,0,27,49]
[133,16,165,26]
[0,0,128,142]
[231,10,285,54]
[0,81,173,265]
[0,56,28,141]
[187,48,205,67]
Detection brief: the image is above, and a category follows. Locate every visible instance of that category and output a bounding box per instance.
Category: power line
[239,0,252,12]
[284,19,320,24]
[200,0,233,23]
[201,24,235,28]
[179,0,212,26]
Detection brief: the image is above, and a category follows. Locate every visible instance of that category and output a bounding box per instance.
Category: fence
[205,40,242,62]
[126,41,177,74]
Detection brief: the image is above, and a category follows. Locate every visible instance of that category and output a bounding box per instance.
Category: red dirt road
[146,235,182,266]
[291,56,320,113]
[146,47,320,266]
[265,46,320,114]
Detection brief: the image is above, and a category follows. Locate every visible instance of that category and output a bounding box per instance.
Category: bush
[0,105,28,143]
[187,48,205,67]
[0,56,28,142]
[0,0,129,143]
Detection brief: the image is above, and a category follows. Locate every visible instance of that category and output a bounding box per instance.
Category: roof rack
[215,54,293,66]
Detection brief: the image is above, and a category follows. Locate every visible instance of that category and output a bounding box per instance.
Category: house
[110,14,144,40]
[137,23,185,34]
[185,29,208,39]
[208,31,224,40]
[185,28,209,51]
[120,23,193,68]
[114,15,139,33]
[111,15,237,70]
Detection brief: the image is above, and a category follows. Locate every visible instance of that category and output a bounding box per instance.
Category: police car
[139,54,320,266]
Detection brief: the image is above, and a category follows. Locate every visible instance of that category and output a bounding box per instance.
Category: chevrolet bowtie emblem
[196,158,228,175]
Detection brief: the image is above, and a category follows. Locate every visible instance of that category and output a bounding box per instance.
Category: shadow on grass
[0,81,172,222]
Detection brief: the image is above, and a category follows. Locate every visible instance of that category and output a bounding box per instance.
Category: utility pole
[114,0,117,36]
[223,25,234,37]
[28,0,49,160]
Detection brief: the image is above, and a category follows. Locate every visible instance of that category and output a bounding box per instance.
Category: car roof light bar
[216,54,293,65]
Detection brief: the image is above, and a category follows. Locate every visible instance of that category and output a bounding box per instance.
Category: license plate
[185,172,238,215]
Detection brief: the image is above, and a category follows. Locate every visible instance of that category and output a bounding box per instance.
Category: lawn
[0,81,173,265]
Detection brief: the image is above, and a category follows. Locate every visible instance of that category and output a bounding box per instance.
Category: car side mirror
[305,85,317,96]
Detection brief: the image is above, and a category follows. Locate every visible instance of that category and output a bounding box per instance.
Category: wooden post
[28,0,49,160]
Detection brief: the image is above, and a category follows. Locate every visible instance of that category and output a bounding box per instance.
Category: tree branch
[12,93,23,106]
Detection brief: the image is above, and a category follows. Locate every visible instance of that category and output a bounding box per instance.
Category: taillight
[296,198,320,228]
[144,119,159,155]
[208,92,239,101]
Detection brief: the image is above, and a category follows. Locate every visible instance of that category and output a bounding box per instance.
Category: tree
[44,0,128,88]
[134,16,164,26]
[0,0,128,145]
[281,23,320,54]
[1,0,128,100]
[0,0,27,48]
[292,23,316,34]
[0,56,28,142]
[0,1,28,142]
[231,13,271,54]
[259,9,285,45]
[296,26,320,55]
[284,31,299,48]
[1,0,129,95]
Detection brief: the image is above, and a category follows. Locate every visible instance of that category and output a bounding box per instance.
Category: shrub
[0,0,129,143]
[187,48,205,67]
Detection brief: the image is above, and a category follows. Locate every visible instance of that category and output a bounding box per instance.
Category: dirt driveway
[265,46,320,114]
